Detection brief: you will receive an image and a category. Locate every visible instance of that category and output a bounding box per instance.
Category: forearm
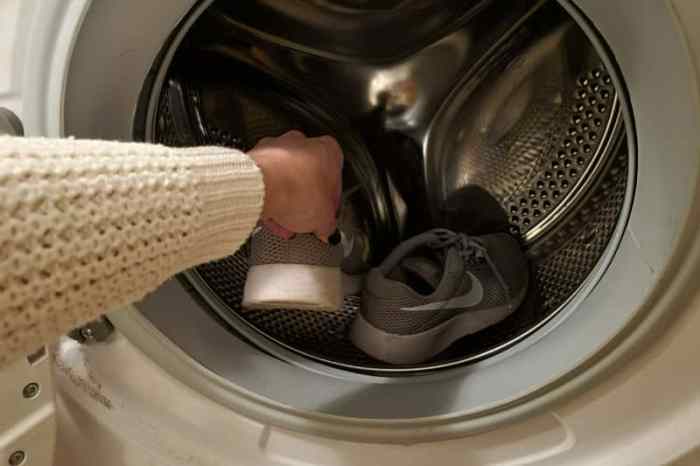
[0,137,264,367]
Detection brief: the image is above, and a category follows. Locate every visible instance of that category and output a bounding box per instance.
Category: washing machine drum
[139,0,630,375]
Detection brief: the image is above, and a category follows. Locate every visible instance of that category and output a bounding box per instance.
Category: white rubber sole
[242,264,343,311]
[350,286,528,365]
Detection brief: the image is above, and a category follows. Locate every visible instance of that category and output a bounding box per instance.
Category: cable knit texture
[0,136,264,367]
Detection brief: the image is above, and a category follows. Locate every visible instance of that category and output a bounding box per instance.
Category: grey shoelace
[427,229,512,301]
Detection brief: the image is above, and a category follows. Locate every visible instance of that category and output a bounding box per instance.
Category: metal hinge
[68,317,115,344]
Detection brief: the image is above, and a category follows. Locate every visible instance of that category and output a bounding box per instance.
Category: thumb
[262,218,294,239]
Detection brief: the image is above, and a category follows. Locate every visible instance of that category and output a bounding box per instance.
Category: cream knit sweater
[0,136,264,367]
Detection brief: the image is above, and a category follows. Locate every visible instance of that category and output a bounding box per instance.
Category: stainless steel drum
[144,0,632,374]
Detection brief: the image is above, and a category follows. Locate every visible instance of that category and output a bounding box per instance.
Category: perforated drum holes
[505,67,618,238]
[151,1,632,373]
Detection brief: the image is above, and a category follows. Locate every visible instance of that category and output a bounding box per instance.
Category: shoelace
[427,229,487,263]
[426,229,511,300]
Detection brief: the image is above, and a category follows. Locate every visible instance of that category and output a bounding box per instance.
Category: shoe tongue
[400,256,442,292]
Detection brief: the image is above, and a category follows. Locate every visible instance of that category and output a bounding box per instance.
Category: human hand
[249,130,343,241]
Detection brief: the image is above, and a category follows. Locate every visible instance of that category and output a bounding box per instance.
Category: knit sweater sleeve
[0,137,264,367]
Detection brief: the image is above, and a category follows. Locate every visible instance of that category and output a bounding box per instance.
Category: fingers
[250,131,344,241]
[317,135,343,167]
[253,136,275,149]
[314,201,338,242]
[253,130,306,149]
[262,218,294,239]
[316,136,343,211]
[332,169,343,212]
[280,129,305,142]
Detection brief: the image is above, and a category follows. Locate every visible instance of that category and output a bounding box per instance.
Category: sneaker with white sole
[243,225,344,311]
[350,228,529,364]
[242,185,374,311]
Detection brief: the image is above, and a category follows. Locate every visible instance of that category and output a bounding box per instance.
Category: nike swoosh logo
[401,272,484,312]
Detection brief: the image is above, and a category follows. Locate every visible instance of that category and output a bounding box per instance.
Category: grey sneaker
[243,226,344,311]
[350,228,529,364]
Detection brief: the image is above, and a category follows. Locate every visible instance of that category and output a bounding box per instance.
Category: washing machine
[1,0,700,465]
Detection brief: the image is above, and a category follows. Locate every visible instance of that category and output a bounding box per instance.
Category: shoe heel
[243,264,342,311]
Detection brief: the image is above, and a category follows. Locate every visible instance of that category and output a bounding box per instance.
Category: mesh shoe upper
[249,226,343,267]
[360,229,528,335]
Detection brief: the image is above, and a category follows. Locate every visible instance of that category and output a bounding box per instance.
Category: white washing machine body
[2,1,700,465]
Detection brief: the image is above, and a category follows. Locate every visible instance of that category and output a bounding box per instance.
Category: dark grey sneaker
[350,228,529,364]
[243,226,344,311]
